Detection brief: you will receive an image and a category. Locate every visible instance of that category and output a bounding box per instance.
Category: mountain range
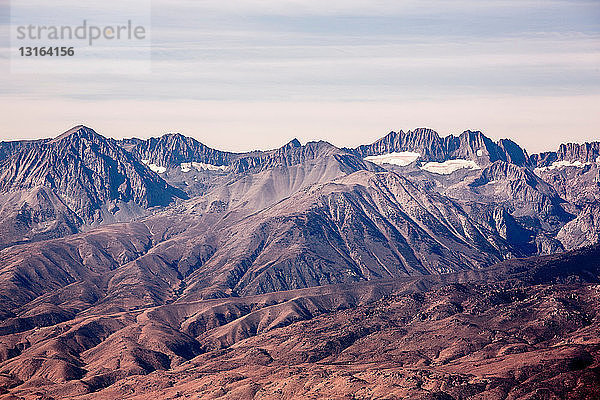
[0,125,599,399]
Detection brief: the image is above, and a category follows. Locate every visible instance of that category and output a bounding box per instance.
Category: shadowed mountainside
[0,126,186,248]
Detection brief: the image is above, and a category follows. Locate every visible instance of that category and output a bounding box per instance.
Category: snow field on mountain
[420,159,480,174]
[364,152,421,166]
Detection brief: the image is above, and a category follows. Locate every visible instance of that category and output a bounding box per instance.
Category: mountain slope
[447,161,573,248]
[0,126,186,247]
[1,243,598,399]
[179,169,528,298]
[0,187,81,249]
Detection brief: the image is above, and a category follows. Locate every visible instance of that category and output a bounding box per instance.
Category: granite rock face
[530,141,600,166]
[557,204,600,250]
[353,128,529,166]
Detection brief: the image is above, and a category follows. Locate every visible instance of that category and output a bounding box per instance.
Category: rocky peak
[0,126,186,225]
[470,160,538,188]
[458,130,489,145]
[284,138,302,149]
[446,131,528,166]
[497,138,528,166]
[529,141,600,167]
[557,142,600,163]
[230,140,355,173]
[50,124,89,142]
[355,128,528,166]
[354,128,445,160]
[125,133,233,168]
[443,130,494,161]
[48,125,121,155]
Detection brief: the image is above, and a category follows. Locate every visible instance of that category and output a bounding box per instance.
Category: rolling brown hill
[1,245,598,399]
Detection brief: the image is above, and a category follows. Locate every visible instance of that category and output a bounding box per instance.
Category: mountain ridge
[1,124,598,252]
[0,126,187,248]
[1,124,599,399]
[5,125,600,170]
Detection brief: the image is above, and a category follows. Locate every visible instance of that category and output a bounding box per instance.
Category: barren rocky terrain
[1,126,599,399]
[1,246,599,399]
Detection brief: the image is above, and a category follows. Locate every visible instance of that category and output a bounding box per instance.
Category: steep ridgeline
[0,126,186,247]
[228,139,376,174]
[0,140,38,163]
[121,133,234,168]
[123,134,373,175]
[530,141,600,167]
[353,128,528,166]
[529,142,600,206]
[120,134,380,200]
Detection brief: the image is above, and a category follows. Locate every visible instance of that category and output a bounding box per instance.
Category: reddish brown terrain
[1,126,600,399]
[1,247,599,399]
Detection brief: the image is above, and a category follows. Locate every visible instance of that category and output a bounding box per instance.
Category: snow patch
[476,149,483,157]
[193,162,228,171]
[180,162,228,172]
[535,160,590,174]
[421,159,480,175]
[141,159,149,165]
[181,164,192,173]
[364,152,421,167]
[148,163,167,174]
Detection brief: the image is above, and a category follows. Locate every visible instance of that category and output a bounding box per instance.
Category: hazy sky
[1,0,599,152]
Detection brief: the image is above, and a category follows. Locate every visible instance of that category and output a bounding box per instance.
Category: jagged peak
[381,128,440,140]
[148,132,193,145]
[497,138,520,149]
[160,132,188,140]
[382,130,401,138]
[461,129,484,135]
[557,141,600,155]
[274,139,337,157]
[406,127,439,136]
[51,125,97,143]
[278,138,302,151]
[458,130,490,142]
[151,133,225,154]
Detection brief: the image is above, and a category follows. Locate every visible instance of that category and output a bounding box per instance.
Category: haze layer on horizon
[1,0,599,153]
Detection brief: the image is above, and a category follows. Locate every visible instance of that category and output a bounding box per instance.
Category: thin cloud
[1,0,598,146]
